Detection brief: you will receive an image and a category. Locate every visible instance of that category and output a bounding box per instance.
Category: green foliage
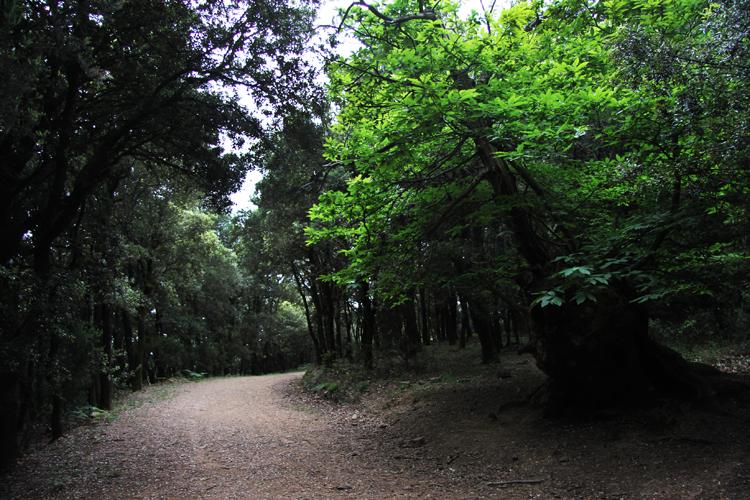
[302,362,372,402]
[307,0,750,338]
[0,0,320,271]
[312,382,340,396]
[89,406,112,422]
[181,370,207,381]
[437,372,460,385]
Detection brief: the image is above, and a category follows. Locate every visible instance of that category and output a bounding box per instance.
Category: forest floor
[1,344,749,499]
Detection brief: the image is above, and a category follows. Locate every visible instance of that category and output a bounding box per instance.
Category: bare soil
[1,346,749,499]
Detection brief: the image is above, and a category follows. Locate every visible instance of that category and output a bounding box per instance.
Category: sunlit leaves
[310,0,750,318]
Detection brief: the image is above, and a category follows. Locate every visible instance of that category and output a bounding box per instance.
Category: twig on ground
[487,478,545,487]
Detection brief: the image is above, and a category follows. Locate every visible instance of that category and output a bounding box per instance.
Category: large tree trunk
[528,288,729,412]
[470,132,742,409]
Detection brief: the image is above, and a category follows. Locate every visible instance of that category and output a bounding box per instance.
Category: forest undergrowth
[296,340,750,497]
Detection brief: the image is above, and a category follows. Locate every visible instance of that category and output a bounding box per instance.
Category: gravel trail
[7,358,747,499]
[1,373,439,499]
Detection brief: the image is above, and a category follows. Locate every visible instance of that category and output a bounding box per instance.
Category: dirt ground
[1,347,749,499]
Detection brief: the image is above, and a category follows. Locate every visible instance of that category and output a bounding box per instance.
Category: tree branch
[338,1,437,32]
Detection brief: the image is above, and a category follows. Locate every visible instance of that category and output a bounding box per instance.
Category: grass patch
[71,405,114,423]
[302,362,372,403]
[181,369,207,381]
[300,342,505,403]
[70,379,183,425]
[437,372,460,384]
[666,338,749,364]
[111,381,181,418]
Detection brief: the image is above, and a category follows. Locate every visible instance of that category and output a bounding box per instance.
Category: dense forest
[1,0,749,471]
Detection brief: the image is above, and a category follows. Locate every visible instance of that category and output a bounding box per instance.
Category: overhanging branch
[337,1,437,32]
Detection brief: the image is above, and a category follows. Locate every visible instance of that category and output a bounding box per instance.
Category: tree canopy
[307,0,750,402]
[0,0,320,273]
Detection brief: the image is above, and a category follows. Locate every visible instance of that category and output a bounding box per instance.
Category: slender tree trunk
[468,298,499,364]
[504,310,512,347]
[444,292,458,346]
[378,304,401,349]
[344,301,354,361]
[458,294,472,349]
[515,308,528,345]
[434,297,446,342]
[291,263,321,364]
[334,305,343,358]
[132,310,147,390]
[419,288,431,345]
[372,297,382,351]
[322,284,337,357]
[309,279,328,359]
[48,329,64,439]
[490,308,503,352]
[404,297,420,349]
[0,372,22,468]
[400,297,420,367]
[98,303,113,411]
[358,279,375,370]
[121,309,138,390]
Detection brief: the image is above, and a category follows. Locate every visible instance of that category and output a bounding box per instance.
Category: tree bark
[400,297,420,367]
[98,303,113,411]
[482,155,727,407]
[419,288,431,345]
[321,281,337,355]
[378,304,402,349]
[458,294,472,349]
[291,262,321,364]
[48,328,64,440]
[0,372,22,468]
[529,288,723,411]
[468,298,499,364]
[357,279,375,370]
[433,297,445,342]
[443,292,458,345]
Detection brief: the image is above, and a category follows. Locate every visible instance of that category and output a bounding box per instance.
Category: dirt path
[0,373,463,499]
[3,356,750,499]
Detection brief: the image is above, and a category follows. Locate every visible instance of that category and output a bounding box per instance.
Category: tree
[309,0,749,409]
[0,0,319,275]
[240,111,352,365]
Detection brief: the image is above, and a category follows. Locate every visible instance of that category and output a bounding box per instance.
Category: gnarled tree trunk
[529,288,726,412]
[472,130,741,410]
